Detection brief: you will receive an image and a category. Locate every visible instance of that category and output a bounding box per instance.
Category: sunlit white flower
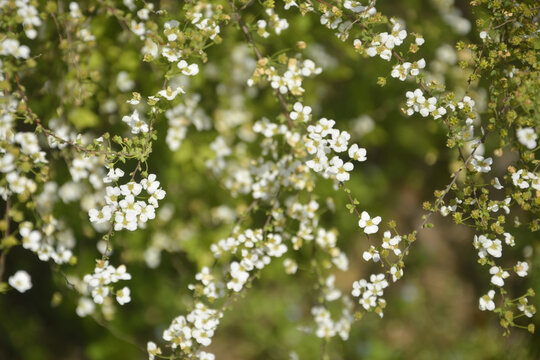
[327,156,354,182]
[348,144,367,162]
[381,231,401,255]
[516,127,537,150]
[489,266,509,287]
[358,211,381,234]
[116,286,131,305]
[290,102,312,122]
[471,155,492,173]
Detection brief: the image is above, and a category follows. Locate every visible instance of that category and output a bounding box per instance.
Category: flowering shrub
[0,0,538,359]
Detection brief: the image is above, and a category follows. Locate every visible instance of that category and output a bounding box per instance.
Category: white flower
[158,86,185,101]
[116,71,135,92]
[381,231,401,255]
[409,58,425,76]
[116,286,131,305]
[479,290,495,311]
[164,20,179,41]
[530,174,540,191]
[518,298,536,318]
[362,246,380,262]
[366,47,377,57]
[103,168,125,183]
[89,206,112,224]
[515,261,528,277]
[348,144,367,162]
[493,177,503,190]
[256,20,270,38]
[198,351,215,360]
[76,297,95,317]
[122,110,149,134]
[162,47,182,62]
[147,341,162,360]
[419,97,437,117]
[516,127,537,150]
[193,328,213,346]
[91,285,109,304]
[141,174,160,194]
[390,265,403,282]
[511,169,530,189]
[391,62,410,81]
[503,232,515,246]
[283,259,298,274]
[177,60,199,76]
[290,102,312,122]
[327,156,354,182]
[142,39,158,59]
[471,155,492,173]
[227,261,249,292]
[358,211,381,234]
[8,270,32,293]
[0,38,30,59]
[120,181,143,196]
[489,266,509,287]
[485,238,503,258]
[131,20,146,37]
[440,204,457,216]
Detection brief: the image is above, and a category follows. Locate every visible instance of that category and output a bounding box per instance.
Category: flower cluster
[19,221,74,265]
[352,274,389,317]
[305,118,366,182]
[82,261,132,306]
[211,229,287,292]
[405,88,446,118]
[1,129,47,199]
[165,93,211,151]
[511,169,540,191]
[122,110,149,134]
[391,58,426,81]
[248,58,322,96]
[364,20,408,61]
[159,302,220,359]
[88,173,165,232]
[311,303,353,340]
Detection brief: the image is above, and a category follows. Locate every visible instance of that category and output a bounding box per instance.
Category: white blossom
[358,211,381,235]
[8,270,32,293]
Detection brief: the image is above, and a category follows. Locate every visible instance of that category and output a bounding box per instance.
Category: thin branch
[14,74,132,158]
[0,197,12,283]
[227,0,294,130]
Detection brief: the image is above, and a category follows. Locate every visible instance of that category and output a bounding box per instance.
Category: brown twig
[227,0,294,130]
